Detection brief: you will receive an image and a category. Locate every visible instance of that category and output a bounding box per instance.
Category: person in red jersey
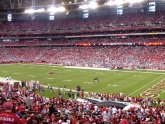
[0,102,26,124]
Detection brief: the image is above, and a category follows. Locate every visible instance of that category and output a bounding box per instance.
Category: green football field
[0,64,165,99]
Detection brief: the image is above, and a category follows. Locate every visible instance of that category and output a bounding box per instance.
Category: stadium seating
[0,81,164,123]
[0,12,165,34]
[0,46,164,70]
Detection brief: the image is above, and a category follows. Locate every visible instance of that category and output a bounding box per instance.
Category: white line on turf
[107,84,118,87]
[140,78,165,96]
[83,82,93,84]
[0,64,12,66]
[2,71,7,73]
[63,80,71,82]
[20,64,59,67]
[29,67,34,68]
[28,75,36,77]
[128,75,165,96]
[19,64,165,74]
[13,73,20,75]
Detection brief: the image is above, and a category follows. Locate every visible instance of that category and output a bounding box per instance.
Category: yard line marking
[29,67,34,68]
[140,78,165,98]
[107,84,118,87]
[63,80,72,82]
[20,64,59,67]
[2,71,7,73]
[83,82,94,84]
[28,75,36,77]
[13,72,21,75]
[128,75,165,96]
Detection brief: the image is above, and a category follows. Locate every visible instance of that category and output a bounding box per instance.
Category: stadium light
[115,0,124,5]
[24,9,35,14]
[83,9,89,12]
[58,7,66,12]
[24,8,45,14]
[125,0,144,4]
[47,7,58,14]
[106,0,123,6]
[79,4,89,9]
[136,0,144,3]
[35,8,45,13]
[79,1,98,10]
[106,0,145,6]
[88,1,98,9]
[47,6,66,14]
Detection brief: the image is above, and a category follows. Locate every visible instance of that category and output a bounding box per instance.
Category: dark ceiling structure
[0,0,164,21]
[0,0,108,13]
[0,0,100,9]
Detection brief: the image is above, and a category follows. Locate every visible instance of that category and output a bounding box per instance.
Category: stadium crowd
[0,80,164,124]
[0,46,164,70]
[0,12,165,34]
[0,80,165,124]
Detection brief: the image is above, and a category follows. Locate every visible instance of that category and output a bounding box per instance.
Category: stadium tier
[0,12,165,34]
[0,37,165,46]
[0,46,164,70]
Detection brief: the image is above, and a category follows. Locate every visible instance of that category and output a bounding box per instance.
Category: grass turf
[0,64,164,99]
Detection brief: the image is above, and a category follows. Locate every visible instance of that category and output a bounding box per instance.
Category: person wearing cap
[0,102,26,124]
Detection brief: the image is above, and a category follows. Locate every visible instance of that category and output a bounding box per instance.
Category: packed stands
[0,45,164,70]
[0,12,165,34]
[0,78,164,124]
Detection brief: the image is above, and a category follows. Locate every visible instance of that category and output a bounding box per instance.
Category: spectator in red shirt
[119,115,129,124]
[0,102,26,124]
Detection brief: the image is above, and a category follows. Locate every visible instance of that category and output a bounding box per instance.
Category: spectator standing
[0,102,26,124]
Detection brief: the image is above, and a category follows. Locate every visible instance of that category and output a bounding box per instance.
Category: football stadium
[0,0,164,123]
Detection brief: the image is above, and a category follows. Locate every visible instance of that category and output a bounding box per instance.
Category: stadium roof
[0,0,164,21]
[0,0,164,10]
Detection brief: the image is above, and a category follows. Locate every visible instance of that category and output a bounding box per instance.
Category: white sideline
[0,77,20,85]
[64,66,165,74]
[8,63,165,74]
